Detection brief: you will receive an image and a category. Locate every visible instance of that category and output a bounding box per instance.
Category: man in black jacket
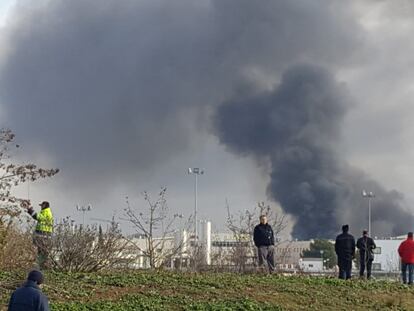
[8,270,50,311]
[253,215,275,273]
[356,230,376,279]
[335,224,355,279]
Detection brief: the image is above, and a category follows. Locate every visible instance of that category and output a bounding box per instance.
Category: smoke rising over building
[0,1,413,235]
[214,65,414,239]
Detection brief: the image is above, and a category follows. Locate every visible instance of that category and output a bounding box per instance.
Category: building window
[309,264,313,267]
[372,263,381,271]
[373,247,381,255]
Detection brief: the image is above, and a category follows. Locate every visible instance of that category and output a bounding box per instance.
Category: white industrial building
[123,221,213,269]
[299,258,323,272]
[370,238,404,273]
[118,218,408,274]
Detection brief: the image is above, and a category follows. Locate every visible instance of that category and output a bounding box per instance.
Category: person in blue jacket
[8,270,50,311]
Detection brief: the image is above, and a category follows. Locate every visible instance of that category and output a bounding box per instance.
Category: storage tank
[200,221,211,265]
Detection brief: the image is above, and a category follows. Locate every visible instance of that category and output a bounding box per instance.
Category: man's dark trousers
[360,256,373,279]
[338,257,352,280]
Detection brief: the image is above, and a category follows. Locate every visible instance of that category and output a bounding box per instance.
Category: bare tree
[225,200,287,272]
[276,240,293,271]
[0,129,59,218]
[49,217,132,272]
[0,128,58,269]
[210,246,228,271]
[188,242,208,271]
[0,224,36,270]
[124,188,189,269]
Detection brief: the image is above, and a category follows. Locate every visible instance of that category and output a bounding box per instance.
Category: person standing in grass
[253,215,275,273]
[23,200,54,269]
[8,270,50,311]
[398,232,414,285]
[335,224,355,280]
[356,229,376,280]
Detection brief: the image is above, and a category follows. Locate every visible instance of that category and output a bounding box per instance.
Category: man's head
[39,201,50,209]
[259,215,267,225]
[408,232,413,239]
[342,224,349,233]
[27,270,44,285]
[363,230,368,237]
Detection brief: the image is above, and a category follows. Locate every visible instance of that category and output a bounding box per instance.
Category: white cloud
[0,0,16,27]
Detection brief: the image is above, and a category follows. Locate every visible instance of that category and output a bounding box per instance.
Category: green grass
[1,270,414,310]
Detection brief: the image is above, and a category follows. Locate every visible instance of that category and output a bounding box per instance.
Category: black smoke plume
[214,64,414,239]
[0,0,385,228]
[0,0,362,196]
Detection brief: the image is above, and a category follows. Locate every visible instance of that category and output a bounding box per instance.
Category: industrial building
[121,220,407,275]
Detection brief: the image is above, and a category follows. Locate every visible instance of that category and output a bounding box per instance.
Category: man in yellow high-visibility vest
[27,201,54,269]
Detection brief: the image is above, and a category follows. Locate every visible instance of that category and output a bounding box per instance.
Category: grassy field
[1,270,414,310]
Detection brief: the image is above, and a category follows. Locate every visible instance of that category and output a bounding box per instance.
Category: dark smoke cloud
[0,0,410,236]
[214,64,414,239]
[0,0,362,200]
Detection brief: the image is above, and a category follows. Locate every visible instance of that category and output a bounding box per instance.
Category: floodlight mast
[188,168,204,245]
[361,190,375,236]
[76,204,92,226]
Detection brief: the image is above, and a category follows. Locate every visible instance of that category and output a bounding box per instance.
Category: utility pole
[188,168,204,244]
[188,167,204,270]
[362,190,375,236]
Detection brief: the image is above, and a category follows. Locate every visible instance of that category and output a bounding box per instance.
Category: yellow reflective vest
[35,207,54,233]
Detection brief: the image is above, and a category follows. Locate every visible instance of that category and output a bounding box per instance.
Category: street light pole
[362,190,375,236]
[188,168,204,245]
[76,204,92,227]
[320,250,324,271]
[195,172,198,244]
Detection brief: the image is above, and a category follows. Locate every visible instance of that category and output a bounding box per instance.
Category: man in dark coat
[356,230,376,279]
[335,224,355,279]
[253,215,275,273]
[8,270,50,311]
